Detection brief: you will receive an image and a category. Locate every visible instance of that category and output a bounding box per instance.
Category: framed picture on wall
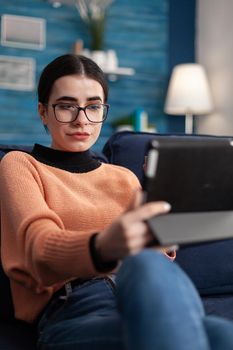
[0,55,36,91]
[1,14,46,50]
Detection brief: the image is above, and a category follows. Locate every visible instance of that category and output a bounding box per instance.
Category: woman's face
[38,74,105,152]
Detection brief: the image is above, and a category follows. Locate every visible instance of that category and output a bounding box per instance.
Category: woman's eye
[58,104,75,110]
[87,104,101,111]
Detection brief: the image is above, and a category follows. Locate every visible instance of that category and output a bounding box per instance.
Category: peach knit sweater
[0,147,175,323]
[0,148,141,322]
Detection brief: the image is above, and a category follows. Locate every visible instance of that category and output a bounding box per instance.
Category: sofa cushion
[202,294,233,320]
[103,131,157,184]
[102,130,233,296]
[0,151,5,160]
[0,144,32,156]
[0,264,14,321]
[102,130,221,184]
[0,321,37,349]
[176,242,233,295]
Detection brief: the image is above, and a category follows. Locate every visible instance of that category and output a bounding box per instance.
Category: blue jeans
[37,275,123,350]
[37,250,233,350]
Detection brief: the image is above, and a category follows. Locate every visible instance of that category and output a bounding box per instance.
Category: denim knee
[116,249,204,316]
[116,249,172,288]
[204,315,233,349]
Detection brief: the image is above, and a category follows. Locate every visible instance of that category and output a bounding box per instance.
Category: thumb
[126,189,144,212]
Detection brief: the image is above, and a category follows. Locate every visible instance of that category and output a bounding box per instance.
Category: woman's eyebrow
[55,96,102,102]
[56,96,78,102]
[87,96,102,102]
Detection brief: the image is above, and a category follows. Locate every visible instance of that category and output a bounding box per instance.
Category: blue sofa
[1,130,233,349]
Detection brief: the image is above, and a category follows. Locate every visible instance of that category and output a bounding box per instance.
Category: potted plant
[75,0,114,51]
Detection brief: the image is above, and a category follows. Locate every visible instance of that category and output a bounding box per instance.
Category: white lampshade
[165,64,213,115]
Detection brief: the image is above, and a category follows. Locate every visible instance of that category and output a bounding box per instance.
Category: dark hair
[38,54,109,104]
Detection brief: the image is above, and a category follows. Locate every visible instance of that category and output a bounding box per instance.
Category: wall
[196,0,233,135]
[0,0,170,151]
[0,0,196,151]
[167,0,196,131]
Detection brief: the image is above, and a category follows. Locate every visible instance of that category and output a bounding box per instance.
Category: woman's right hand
[95,190,171,262]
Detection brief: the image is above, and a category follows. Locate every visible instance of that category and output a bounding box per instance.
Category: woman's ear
[38,102,48,125]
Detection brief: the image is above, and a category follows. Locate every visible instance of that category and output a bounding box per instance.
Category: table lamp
[164,63,214,133]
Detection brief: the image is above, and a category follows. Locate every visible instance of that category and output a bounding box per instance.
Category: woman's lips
[68,132,90,141]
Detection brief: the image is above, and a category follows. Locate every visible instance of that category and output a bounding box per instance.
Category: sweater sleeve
[0,153,108,290]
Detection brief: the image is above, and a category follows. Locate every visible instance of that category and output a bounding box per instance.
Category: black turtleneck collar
[31,144,101,173]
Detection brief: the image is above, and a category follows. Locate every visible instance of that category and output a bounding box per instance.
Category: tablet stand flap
[147,211,233,246]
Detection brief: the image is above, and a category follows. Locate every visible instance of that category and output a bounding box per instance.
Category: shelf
[103,67,135,76]
[78,49,135,81]
[103,67,135,81]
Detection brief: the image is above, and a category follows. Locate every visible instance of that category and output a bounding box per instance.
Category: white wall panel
[196,0,233,135]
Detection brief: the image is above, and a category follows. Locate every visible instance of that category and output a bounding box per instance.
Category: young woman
[0,54,174,350]
[2,54,232,350]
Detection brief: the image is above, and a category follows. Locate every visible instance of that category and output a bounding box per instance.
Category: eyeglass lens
[54,104,107,123]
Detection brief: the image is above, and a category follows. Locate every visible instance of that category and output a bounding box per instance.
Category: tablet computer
[143,136,233,247]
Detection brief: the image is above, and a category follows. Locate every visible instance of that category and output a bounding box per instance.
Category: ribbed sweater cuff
[89,233,118,272]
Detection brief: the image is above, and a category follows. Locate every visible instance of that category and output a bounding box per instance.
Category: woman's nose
[73,109,89,125]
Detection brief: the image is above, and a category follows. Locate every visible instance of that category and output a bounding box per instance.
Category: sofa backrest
[102,130,228,184]
[103,130,233,297]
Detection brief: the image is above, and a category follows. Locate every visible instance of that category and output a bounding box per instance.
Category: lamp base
[185,113,193,134]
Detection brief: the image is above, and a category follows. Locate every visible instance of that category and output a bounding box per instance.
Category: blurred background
[0,0,231,151]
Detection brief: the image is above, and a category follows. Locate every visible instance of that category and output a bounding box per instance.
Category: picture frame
[1,14,46,50]
[0,55,36,91]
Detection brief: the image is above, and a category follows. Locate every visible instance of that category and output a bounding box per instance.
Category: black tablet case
[143,137,233,246]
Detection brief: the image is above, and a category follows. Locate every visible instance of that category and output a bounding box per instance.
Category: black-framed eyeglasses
[47,103,109,124]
